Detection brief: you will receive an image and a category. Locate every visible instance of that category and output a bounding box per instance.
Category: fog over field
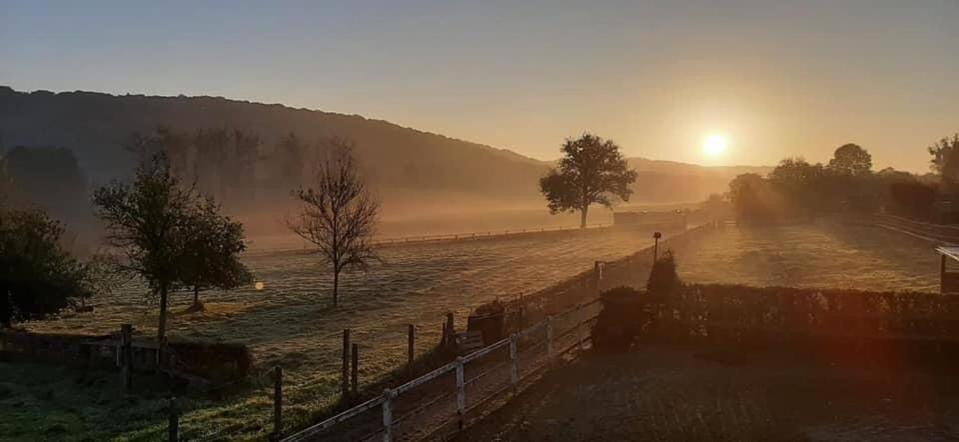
[3,2,958,440]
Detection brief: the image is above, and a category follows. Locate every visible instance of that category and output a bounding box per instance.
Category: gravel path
[460,346,959,441]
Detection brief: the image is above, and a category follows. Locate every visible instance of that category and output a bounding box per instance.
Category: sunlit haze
[2,1,957,171]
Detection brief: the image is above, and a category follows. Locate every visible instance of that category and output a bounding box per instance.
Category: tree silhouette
[0,207,92,327]
[287,138,379,307]
[539,133,637,228]
[929,134,959,187]
[179,197,253,309]
[93,152,195,344]
[828,143,872,176]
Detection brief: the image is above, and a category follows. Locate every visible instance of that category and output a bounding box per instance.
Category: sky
[2,0,958,172]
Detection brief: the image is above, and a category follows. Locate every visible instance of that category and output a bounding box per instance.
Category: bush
[167,341,253,382]
[647,250,681,298]
[591,287,649,352]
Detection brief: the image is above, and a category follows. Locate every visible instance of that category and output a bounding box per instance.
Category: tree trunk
[332,270,340,307]
[157,284,169,344]
[580,205,589,229]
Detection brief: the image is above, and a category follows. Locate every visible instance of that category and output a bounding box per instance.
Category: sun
[702,134,728,158]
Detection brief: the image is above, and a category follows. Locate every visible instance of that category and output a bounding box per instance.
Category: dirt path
[459,347,959,441]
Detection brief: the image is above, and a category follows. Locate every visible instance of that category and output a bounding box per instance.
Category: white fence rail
[282,298,602,442]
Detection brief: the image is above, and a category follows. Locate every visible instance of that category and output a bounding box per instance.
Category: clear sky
[2,0,957,172]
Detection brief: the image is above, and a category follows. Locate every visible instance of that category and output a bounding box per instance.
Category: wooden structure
[937,246,959,294]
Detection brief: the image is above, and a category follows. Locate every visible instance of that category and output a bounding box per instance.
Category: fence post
[121,324,132,391]
[509,333,519,392]
[407,324,415,370]
[351,343,359,397]
[546,316,554,364]
[382,388,395,442]
[342,329,351,399]
[577,306,585,352]
[445,313,455,347]
[455,356,466,430]
[593,261,602,293]
[272,366,283,439]
[168,397,179,442]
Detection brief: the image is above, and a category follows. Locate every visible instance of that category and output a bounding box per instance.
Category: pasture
[2,220,941,440]
[12,227,662,440]
[674,222,940,292]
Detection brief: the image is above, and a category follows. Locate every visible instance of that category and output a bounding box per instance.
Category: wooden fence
[281,298,602,442]
[874,214,959,244]
[274,222,724,441]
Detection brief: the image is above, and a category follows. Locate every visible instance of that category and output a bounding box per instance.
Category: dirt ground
[460,346,959,441]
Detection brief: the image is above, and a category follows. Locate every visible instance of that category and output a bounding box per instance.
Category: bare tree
[287,138,379,307]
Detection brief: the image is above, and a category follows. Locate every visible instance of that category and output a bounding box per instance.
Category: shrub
[591,286,649,352]
[647,250,682,298]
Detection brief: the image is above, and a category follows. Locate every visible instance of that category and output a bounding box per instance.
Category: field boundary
[281,298,602,442]
[278,222,723,441]
[874,214,959,244]
[244,223,615,255]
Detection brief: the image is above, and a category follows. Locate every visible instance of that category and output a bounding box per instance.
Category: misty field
[12,228,661,441]
[674,222,939,292]
[3,221,941,441]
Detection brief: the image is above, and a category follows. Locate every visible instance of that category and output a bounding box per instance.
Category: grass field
[2,220,941,440]
[9,227,662,441]
[673,222,939,292]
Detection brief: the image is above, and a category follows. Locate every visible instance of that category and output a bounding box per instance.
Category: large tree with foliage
[539,133,637,228]
[93,153,196,343]
[287,138,379,307]
[828,143,872,176]
[929,134,959,187]
[179,197,253,308]
[0,207,92,327]
[768,158,827,216]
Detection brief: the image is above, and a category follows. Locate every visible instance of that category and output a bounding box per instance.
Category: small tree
[0,207,92,327]
[93,152,194,343]
[287,138,379,307]
[179,197,253,309]
[540,133,637,228]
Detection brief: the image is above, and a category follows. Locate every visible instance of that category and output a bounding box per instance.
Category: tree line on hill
[725,134,959,223]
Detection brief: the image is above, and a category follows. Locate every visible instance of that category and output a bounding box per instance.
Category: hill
[0,86,770,234]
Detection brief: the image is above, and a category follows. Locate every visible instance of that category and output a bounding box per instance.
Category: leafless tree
[287,138,379,307]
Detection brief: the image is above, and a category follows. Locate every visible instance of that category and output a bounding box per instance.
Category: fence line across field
[244,223,613,255]
[281,297,602,442]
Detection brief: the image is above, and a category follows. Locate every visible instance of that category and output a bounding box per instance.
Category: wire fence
[282,298,602,442]
[244,223,613,255]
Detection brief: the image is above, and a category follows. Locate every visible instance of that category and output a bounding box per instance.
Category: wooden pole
[942,254,947,295]
[272,366,283,438]
[382,388,394,442]
[342,329,351,399]
[351,343,359,397]
[407,324,415,369]
[455,356,466,429]
[445,313,455,347]
[509,334,518,393]
[121,324,132,391]
[168,397,179,442]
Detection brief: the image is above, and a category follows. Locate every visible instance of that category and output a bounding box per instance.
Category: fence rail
[875,214,959,244]
[245,223,613,255]
[282,298,602,442]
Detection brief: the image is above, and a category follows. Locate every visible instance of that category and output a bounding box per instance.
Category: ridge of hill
[0,86,769,211]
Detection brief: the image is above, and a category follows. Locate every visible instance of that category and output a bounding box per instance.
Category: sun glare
[702,134,728,158]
